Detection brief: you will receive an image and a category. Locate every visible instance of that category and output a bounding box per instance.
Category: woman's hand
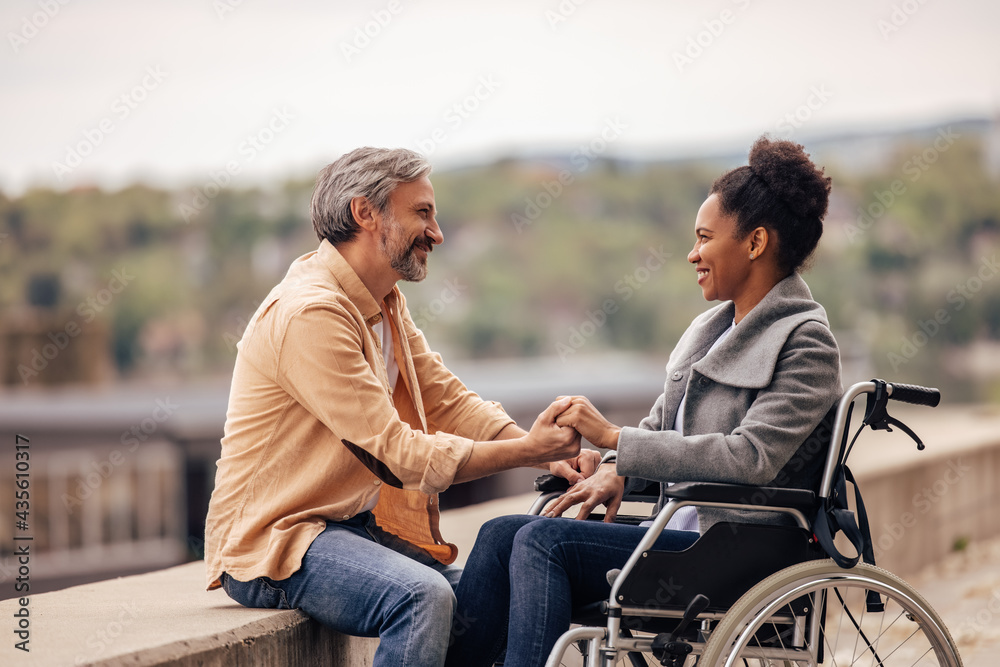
[554,396,622,450]
[548,449,602,485]
[543,463,626,522]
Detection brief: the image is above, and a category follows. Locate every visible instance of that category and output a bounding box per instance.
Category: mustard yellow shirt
[204,240,514,590]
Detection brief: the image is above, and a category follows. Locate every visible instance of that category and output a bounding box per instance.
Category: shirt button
[373,480,381,486]
[699,377,709,386]
[342,514,350,520]
[671,371,683,381]
[372,314,382,323]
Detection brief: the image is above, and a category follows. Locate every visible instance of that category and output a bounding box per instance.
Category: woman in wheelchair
[446,136,843,667]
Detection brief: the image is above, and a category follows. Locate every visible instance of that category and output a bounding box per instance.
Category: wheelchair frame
[531,379,964,667]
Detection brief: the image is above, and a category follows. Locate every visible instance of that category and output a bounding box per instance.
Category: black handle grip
[534,474,570,493]
[889,382,941,407]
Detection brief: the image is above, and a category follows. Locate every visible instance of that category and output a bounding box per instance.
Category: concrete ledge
[0,561,378,666]
[848,404,1000,576]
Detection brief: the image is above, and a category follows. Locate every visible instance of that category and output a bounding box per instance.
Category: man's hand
[548,449,602,485]
[554,396,622,450]
[524,397,582,465]
[543,463,626,522]
[454,398,581,484]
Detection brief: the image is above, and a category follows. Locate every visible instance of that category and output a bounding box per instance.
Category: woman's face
[687,194,752,303]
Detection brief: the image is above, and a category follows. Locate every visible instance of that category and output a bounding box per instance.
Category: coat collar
[690,273,830,389]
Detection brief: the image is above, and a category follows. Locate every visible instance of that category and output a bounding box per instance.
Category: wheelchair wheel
[699,559,962,667]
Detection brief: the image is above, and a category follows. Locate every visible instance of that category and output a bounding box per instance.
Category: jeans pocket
[222,573,291,610]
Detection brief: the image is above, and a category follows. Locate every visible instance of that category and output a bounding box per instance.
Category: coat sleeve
[616,320,841,486]
[617,390,667,496]
[636,391,667,432]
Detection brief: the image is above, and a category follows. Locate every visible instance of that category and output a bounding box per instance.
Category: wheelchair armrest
[664,481,817,513]
[534,474,570,493]
[533,474,660,504]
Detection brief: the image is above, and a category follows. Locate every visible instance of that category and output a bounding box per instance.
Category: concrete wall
[859,434,1000,576]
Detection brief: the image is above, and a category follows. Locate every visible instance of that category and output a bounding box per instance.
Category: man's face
[378,176,443,282]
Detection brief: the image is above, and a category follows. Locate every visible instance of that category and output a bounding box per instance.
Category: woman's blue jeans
[446,514,699,667]
[221,512,461,667]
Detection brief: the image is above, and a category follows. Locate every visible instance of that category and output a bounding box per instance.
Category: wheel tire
[699,559,963,667]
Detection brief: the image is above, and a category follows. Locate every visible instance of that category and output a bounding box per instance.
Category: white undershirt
[372,318,399,391]
[655,320,737,532]
[360,315,399,514]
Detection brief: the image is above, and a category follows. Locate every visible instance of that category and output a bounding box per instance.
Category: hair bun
[748,137,831,222]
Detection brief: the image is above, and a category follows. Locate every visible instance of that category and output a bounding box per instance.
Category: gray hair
[310,147,432,246]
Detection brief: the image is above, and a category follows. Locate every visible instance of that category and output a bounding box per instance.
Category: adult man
[204,147,594,666]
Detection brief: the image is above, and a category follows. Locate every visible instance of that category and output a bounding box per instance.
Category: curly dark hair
[710,136,832,274]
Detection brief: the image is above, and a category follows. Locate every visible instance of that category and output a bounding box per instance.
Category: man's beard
[379,212,431,282]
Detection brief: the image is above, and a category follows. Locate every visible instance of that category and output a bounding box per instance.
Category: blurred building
[0,274,115,387]
[0,383,224,596]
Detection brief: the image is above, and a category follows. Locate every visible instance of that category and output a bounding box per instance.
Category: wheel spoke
[869,597,889,667]
[871,624,923,665]
[831,587,846,664]
[849,590,866,664]
[820,615,842,667]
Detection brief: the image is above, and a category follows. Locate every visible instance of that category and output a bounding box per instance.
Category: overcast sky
[1,0,997,194]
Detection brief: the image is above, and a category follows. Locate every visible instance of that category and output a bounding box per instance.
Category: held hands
[554,396,622,450]
[525,397,582,466]
[544,395,627,522]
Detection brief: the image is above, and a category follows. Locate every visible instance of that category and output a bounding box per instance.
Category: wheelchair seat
[538,475,826,638]
[614,521,823,618]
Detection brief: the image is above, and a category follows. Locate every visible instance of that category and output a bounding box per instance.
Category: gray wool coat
[616,273,843,532]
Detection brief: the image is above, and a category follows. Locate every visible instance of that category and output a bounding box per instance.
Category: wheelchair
[528,379,964,667]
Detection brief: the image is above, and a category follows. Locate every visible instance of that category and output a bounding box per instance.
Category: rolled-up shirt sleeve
[276,302,474,495]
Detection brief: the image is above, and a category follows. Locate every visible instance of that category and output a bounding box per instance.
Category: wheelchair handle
[888,382,941,407]
[820,379,939,500]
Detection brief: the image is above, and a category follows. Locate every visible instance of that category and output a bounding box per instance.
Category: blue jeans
[221,512,462,667]
[446,515,699,667]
